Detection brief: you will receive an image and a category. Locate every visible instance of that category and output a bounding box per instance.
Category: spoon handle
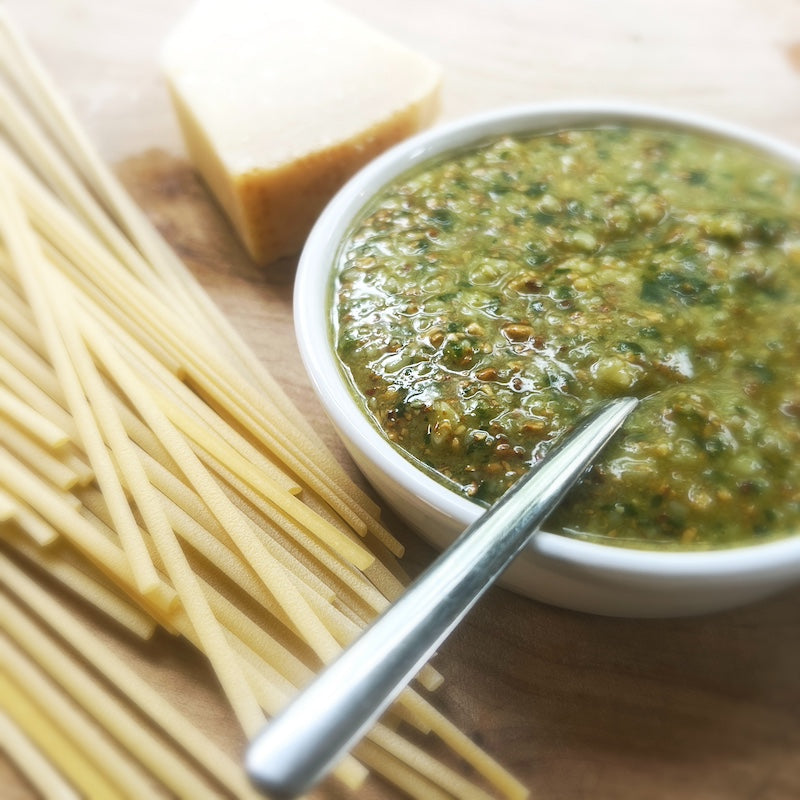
[246,396,638,798]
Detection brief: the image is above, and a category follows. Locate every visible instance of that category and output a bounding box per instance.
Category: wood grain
[3,1,800,798]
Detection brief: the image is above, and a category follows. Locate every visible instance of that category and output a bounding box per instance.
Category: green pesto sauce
[332,126,800,549]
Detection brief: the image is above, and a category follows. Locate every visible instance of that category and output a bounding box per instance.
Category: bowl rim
[294,99,800,582]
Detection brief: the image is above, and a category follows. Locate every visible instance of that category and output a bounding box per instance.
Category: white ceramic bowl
[294,101,800,617]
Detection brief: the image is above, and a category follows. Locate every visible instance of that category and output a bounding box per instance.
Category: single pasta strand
[0,383,69,448]
[0,414,80,489]
[3,494,58,546]
[0,635,160,800]
[59,444,94,485]
[0,159,162,597]
[0,669,126,800]
[0,486,17,522]
[0,709,81,800]
[361,514,407,559]
[0,266,45,349]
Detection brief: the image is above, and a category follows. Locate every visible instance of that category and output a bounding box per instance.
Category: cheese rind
[161,0,443,265]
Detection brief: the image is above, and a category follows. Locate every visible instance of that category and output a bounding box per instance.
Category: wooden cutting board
[3,1,800,798]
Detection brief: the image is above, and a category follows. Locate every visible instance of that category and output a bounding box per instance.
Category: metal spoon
[246,396,638,798]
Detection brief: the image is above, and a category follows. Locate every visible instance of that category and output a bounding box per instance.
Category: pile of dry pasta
[0,9,527,800]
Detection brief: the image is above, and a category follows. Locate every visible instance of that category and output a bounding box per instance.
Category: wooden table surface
[4,1,800,798]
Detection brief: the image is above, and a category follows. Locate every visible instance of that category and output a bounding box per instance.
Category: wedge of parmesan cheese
[161,0,443,265]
